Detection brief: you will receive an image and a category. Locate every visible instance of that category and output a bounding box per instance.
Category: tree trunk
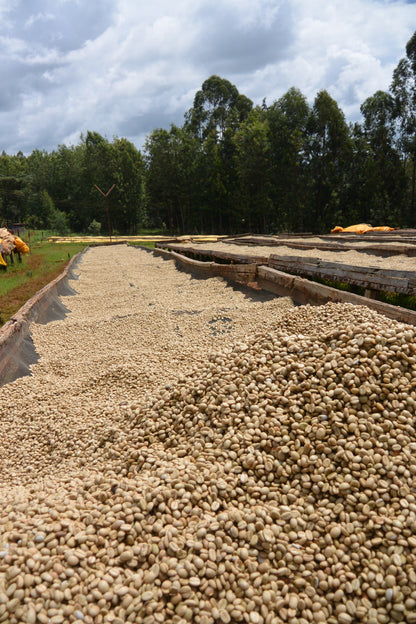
[412,158,416,226]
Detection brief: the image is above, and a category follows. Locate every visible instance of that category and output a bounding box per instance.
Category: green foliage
[50,209,69,236]
[25,189,55,228]
[0,174,30,225]
[391,32,416,221]
[2,30,416,236]
[265,88,310,231]
[87,219,101,235]
[185,75,253,141]
[379,291,416,311]
[304,90,352,231]
[234,109,273,231]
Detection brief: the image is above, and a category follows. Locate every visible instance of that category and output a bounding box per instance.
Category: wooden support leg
[364,288,379,300]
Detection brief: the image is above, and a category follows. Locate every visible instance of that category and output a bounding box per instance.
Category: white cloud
[231,0,415,124]
[0,0,415,154]
[24,12,54,29]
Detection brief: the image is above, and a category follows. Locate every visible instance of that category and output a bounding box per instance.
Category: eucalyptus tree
[391,30,416,222]
[110,137,146,234]
[185,75,253,141]
[183,76,253,233]
[0,151,30,225]
[0,151,28,176]
[48,144,86,231]
[145,126,200,233]
[305,90,352,232]
[79,131,115,230]
[0,175,29,225]
[265,87,310,232]
[234,108,273,232]
[360,91,406,225]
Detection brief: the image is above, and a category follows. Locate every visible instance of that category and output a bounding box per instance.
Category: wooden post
[364,288,379,300]
[95,184,115,242]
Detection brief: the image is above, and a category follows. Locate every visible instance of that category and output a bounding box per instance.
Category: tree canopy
[1,32,416,235]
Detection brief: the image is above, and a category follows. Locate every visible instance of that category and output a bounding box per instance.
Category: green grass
[137,228,166,236]
[379,291,416,310]
[129,241,156,249]
[315,276,364,294]
[314,276,416,311]
[0,240,87,325]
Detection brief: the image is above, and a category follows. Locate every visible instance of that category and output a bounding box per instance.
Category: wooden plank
[158,240,416,294]
[223,234,416,256]
[248,238,416,256]
[159,237,416,258]
[157,242,268,265]
[269,262,410,289]
[269,255,416,280]
[257,266,416,326]
[154,247,257,283]
[268,255,416,294]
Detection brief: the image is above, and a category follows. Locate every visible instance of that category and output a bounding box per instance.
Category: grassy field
[128,241,156,249]
[0,233,164,326]
[0,240,86,326]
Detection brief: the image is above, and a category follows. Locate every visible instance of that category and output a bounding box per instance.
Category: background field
[0,234,86,325]
[0,232,225,326]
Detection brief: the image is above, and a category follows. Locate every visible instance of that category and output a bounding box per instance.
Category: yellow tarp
[0,240,6,266]
[331,224,394,234]
[368,226,395,232]
[14,236,29,254]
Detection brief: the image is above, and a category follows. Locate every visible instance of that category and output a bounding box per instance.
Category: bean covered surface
[0,245,415,624]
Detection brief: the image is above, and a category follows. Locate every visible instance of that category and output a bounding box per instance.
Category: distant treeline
[1,31,416,236]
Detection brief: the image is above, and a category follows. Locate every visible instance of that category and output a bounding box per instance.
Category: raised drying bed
[257,266,416,326]
[154,247,257,283]
[155,240,416,326]
[268,255,416,295]
[0,252,82,386]
[224,234,416,257]
[156,242,268,265]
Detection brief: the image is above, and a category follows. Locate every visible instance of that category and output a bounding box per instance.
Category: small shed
[10,223,26,235]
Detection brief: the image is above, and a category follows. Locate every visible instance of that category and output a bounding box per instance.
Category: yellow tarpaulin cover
[331,223,372,234]
[0,240,6,266]
[14,236,29,254]
[369,226,394,232]
[331,224,394,234]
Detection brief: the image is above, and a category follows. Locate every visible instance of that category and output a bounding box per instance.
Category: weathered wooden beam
[268,255,416,295]
[153,248,257,283]
[157,239,416,296]
[226,237,416,257]
[157,242,268,265]
[257,266,416,326]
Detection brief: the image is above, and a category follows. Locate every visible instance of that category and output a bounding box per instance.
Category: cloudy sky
[0,0,415,155]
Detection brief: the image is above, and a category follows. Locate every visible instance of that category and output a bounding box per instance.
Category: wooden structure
[153,247,257,283]
[155,237,416,326]
[224,234,416,257]
[156,241,416,296]
[267,255,416,295]
[257,266,416,326]
[157,242,268,265]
